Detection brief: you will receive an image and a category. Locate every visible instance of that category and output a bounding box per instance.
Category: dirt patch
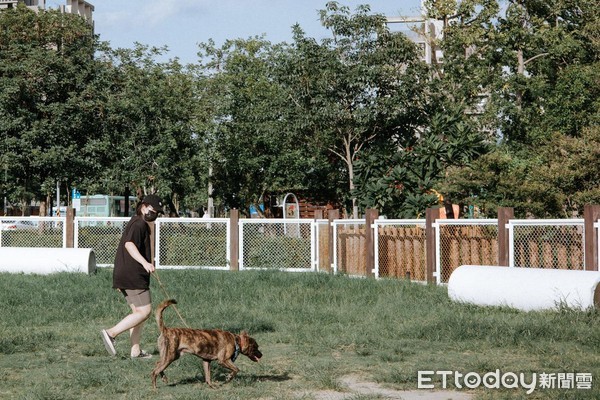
[303,375,473,400]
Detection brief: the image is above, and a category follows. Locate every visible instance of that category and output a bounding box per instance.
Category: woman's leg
[127,303,151,356]
[106,303,152,339]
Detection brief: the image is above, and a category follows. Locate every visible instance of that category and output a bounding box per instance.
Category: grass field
[0,268,598,400]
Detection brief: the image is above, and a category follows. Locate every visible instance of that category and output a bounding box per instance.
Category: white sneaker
[101,329,116,356]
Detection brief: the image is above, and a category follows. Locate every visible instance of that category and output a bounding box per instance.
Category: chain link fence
[0,217,65,248]
[239,219,315,271]
[156,218,230,269]
[74,217,130,266]
[374,219,427,281]
[509,220,584,270]
[436,220,499,283]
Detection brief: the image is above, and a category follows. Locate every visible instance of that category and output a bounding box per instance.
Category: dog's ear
[239,331,249,348]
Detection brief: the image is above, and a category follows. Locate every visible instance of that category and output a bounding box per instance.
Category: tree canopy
[439,0,600,217]
[0,1,598,218]
[0,4,98,214]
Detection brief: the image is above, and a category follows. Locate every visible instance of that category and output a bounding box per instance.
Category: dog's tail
[156,299,177,333]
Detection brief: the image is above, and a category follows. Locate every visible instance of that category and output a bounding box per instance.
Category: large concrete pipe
[0,247,96,274]
[448,265,600,312]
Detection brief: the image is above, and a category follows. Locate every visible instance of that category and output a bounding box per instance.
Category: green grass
[0,268,598,399]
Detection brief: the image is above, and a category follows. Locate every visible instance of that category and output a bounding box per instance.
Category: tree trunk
[516,48,524,107]
[345,138,359,219]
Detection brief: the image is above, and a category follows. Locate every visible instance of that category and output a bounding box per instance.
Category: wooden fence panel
[338,226,367,276]
[438,225,498,282]
[376,225,426,281]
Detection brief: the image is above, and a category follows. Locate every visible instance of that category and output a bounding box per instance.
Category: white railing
[74,217,129,266]
[373,219,425,280]
[596,221,600,263]
[155,217,230,270]
[238,219,316,272]
[0,216,66,248]
[314,219,330,272]
[0,215,597,279]
[434,219,498,284]
[331,219,367,275]
[507,219,584,269]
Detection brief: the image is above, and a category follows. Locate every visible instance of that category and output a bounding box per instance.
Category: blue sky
[52,1,423,64]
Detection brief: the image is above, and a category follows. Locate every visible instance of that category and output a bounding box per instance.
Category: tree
[354,103,489,218]
[282,2,429,217]
[195,37,331,215]
[441,0,600,217]
[343,0,493,218]
[92,44,202,215]
[442,126,600,218]
[0,4,98,215]
[529,127,600,216]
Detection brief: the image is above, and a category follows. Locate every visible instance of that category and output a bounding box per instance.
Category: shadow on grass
[167,372,291,387]
[223,321,276,334]
[246,373,292,382]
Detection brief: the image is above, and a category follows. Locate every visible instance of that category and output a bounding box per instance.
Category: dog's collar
[232,337,240,362]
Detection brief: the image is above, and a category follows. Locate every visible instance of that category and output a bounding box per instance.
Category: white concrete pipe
[0,247,96,275]
[448,265,600,312]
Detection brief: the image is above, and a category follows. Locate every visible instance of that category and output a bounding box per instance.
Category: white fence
[0,215,597,282]
[0,217,66,248]
[155,217,231,270]
[239,219,316,272]
[508,219,585,271]
[434,219,499,284]
[332,219,368,275]
[373,219,426,280]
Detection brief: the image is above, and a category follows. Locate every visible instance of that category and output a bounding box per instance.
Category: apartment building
[0,0,93,25]
[385,0,444,66]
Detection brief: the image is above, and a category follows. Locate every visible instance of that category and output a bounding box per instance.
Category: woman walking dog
[101,194,164,358]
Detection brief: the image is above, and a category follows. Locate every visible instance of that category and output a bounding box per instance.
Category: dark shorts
[119,289,151,307]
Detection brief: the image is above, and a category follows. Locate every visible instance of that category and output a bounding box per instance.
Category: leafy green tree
[529,127,600,216]
[282,2,429,217]
[443,126,600,218]
[91,44,202,215]
[354,104,489,218]
[490,0,596,144]
[441,0,600,217]
[343,0,493,218]
[0,4,97,215]
[195,37,330,215]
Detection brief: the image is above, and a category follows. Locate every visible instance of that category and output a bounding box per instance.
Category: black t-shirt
[113,215,152,290]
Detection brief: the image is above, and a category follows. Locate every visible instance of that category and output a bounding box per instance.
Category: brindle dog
[151,299,262,389]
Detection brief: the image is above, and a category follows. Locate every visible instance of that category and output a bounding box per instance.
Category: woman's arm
[124,241,155,273]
